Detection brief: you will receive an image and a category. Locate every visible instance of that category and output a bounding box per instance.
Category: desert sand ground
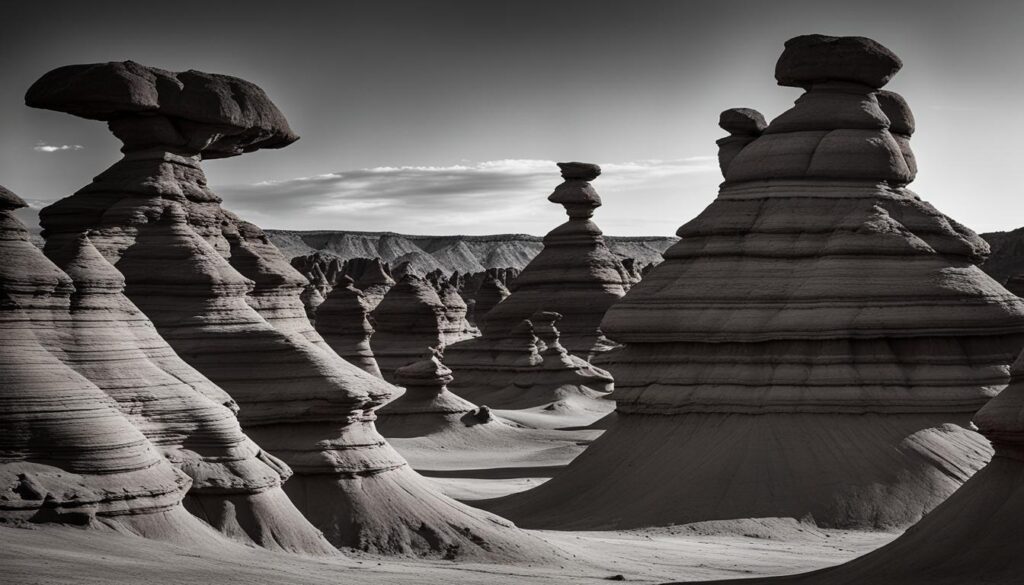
[0,426,897,585]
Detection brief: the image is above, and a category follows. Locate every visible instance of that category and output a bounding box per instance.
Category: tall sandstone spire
[484,34,1024,530]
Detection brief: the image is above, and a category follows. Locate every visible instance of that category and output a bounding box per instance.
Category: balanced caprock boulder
[27,61,563,562]
[484,34,1024,530]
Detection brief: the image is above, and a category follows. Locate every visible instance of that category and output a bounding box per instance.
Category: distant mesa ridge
[266,228,677,277]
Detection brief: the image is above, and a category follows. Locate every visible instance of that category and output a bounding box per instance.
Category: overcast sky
[3,0,1022,236]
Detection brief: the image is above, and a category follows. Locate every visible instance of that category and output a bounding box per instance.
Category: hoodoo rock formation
[370,274,447,380]
[485,35,1024,530]
[480,163,629,356]
[27,61,562,561]
[315,275,383,377]
[0,186,214,543]
[42,232,335,554]
[348,257,395,310]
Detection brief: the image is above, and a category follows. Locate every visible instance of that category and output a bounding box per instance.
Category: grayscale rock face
[0,185,213,543]
[41,232,335,555]
[480,162,630,357]
[482,34,1024,531]
[315,275,383,377]
[27,61,564,562]
[369,274,447,381]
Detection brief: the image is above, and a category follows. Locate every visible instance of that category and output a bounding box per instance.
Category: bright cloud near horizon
[215,157,721,236]
[33,142,84,153]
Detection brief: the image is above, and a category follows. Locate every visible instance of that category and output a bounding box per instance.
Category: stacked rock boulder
[315,275,383,377]
[0,186,217,543]
[442,166,618,423]
[370,274,447,380]
[486,35,1024,530]
[27,61,562,561]
[40,232,334,554]
[480,162,629,355]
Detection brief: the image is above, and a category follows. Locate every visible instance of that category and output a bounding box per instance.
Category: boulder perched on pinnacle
[25,61,298,158]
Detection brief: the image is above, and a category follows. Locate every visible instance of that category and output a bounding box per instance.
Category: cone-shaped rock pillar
[483,34,1024,530]
[42,232,335,554]
[0,186,217,543]
[480,162,629,356]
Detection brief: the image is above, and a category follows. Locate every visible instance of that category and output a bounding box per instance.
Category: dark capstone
[26,61,297,158]
[719,108,767,136]
[557,162,602,181]
[775,34,902,89]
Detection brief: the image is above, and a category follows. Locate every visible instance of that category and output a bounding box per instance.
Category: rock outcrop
[371,274,447,380]
[40,232,335,554]
[484,35,1024,530]
[315,275,383,377]
[0,185,214,543]
[980,227,1024,294]
[480,163,630,356]
[28,61,562,561]
[345,257,395,310]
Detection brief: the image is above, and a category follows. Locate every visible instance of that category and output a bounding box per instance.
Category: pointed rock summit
[485,35,1024,530]
[27,61,562,561]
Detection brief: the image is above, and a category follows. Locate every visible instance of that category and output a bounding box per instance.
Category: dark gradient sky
[3,0,1022,235]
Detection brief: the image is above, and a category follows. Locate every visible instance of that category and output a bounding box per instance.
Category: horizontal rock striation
[41,232,334,554]
[28,61,562,562]
[485,35,1024,530]
[0,185,216,543]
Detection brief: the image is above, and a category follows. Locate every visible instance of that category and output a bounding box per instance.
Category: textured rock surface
[41,232,334,554]
[371,274,447,381]
[29,62,562,561]
[484,35,1024,530]
[480,163,629,356]
[444,313,614,428]
[0,186,214,543]
[685,350,1024,584]
[315,275,383,377]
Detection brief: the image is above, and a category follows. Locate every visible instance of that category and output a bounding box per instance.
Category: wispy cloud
[216,157,719,235]
[34,142,84,153]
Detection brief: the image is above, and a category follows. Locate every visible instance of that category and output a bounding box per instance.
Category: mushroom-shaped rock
[29,63,562,562]
[775,34,902,89]
[25,61,297,158]
[482,34,1024,532]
